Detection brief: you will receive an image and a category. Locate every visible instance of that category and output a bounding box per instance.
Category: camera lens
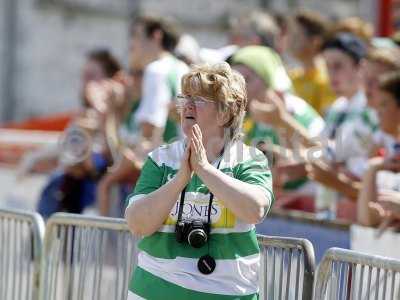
[187,229,208,248]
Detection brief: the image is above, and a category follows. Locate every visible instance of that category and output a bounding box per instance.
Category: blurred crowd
[22,10,400,231]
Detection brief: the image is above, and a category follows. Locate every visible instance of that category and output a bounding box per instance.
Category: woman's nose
[182,104,194,115]
[184,101,196,110]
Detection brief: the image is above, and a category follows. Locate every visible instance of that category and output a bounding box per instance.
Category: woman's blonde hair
[181,62,247,141]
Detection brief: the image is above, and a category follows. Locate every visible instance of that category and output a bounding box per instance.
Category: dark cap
[322,32,367,63]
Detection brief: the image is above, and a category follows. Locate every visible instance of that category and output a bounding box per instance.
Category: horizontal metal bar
[313,247,400,300]
[323,248,400,272]
[0,208,45,228]
[46,213,130,231]
[257,234,312,250]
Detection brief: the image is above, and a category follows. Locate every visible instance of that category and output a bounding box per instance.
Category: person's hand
[306,160,337,187]
[97,175,113,216]
[378,190,400,218]
[85,80,114,114]
[368,156,400,173]
[190,124,210,174]
[176,142,192,186]
[85,72,132,115]
[249,90,288,127]
[275,162,307,187]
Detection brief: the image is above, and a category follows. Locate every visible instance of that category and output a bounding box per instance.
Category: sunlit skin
[323,49,363,98]
[81,59,108,107]
[364,61,393,109]
[82,59,107,85]
[232,64,267,105]
[130,22,167,69]
[376,90,400,136]
[129,23,156,69]
[179,96,225,145]
[290,22,314,62]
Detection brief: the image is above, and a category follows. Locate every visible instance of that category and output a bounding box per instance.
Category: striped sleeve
[126,157,164,205]
[235,153,274,209]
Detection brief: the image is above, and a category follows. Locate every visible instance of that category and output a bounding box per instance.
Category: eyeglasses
[176,94,215,109]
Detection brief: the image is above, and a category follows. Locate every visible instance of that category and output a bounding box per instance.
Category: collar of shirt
[347,90,367,112]
[332,90,367,113]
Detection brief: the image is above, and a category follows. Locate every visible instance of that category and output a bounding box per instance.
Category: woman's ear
[217,111,231,127]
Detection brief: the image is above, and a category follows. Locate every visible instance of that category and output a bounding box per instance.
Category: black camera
[175,219,210,248]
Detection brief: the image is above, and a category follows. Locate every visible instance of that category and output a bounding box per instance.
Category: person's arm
[140,122,164,141]
[357,160,382,226]
[190,125,273,224]
[356,157,400,226]
[305,160,360,200]
[125,146,191,236]
[249,91,320,148]
[98,152,142,216]
[378,190,400,219]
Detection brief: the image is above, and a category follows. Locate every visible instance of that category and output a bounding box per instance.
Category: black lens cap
[198,255,216,275]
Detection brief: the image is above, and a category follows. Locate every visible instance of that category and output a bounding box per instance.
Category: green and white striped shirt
[322,90,378,177]
[127,140,274,300]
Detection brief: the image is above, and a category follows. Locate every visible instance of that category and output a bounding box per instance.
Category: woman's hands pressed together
[176,124,214,186]
[176,142,193,187]
[189,124,211,173]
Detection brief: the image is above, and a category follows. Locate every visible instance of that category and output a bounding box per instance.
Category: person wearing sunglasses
[125,62,274,300]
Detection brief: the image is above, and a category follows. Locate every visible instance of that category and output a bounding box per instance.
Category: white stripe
[137,251,260,295]
[149,140,263,171]
[126,194,146,206]
[149,140,184,169]
[127,290,146,300]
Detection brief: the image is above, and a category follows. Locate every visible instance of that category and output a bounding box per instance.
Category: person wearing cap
[231,46,324,148]
[304,33,380,219]
[317,32,378,178]
[231,46,324,193]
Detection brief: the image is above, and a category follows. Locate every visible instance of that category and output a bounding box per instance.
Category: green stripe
[361,110,378,132]
[293,105,320,129]
[130,266,259,300]
[138,230,259,260]
[283,177,308,191]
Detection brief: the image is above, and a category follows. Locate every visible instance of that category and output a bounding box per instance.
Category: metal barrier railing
[0,208,45,300]
[257,235,316,300]
[313,247,400,300]
[38,213,137,300]
[36,214,315,300]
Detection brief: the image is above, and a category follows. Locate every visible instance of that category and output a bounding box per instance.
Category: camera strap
[176,153,224,228]
[176,147,225,275]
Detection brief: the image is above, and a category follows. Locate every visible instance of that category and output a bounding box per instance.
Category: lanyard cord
[176,155,223,229]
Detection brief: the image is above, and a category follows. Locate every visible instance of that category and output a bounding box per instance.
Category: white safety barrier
[38,213,138,300]
[0,208,45,300]
[258,235,315,300]
[313,247,400,300]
